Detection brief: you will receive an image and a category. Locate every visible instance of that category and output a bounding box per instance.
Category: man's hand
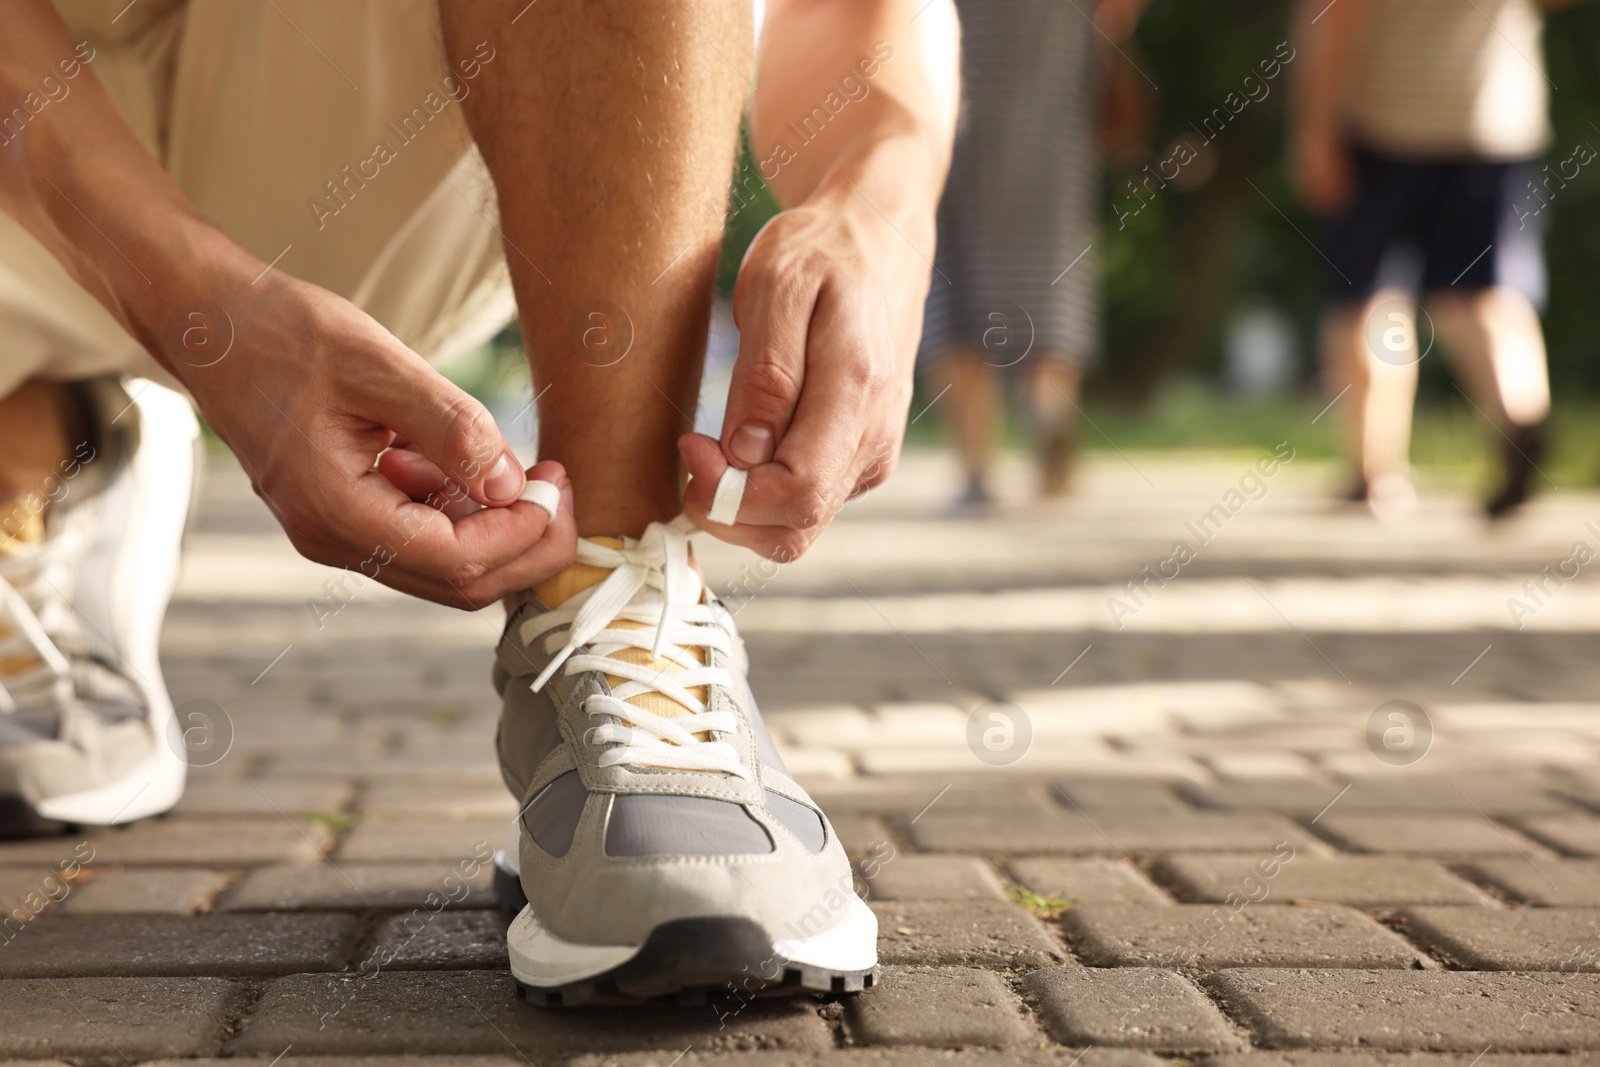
[677,0,958,560]
[678,186,925,560]
[183,274,577,609]
[1292,124,1355,216]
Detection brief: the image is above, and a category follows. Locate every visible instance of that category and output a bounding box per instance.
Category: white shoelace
[0,525,79,716]
[520,515,751,779]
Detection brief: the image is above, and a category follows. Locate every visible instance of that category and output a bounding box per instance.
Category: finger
[289,453,568,595]
[720,254,814,468]
[363,357,526,506]
[378,447,478,521]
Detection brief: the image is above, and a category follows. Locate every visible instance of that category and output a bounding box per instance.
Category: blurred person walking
[920,0,1148,509]
[1292,0,1563,518]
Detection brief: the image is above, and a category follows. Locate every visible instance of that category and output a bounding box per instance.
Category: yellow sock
[534,537,707,723]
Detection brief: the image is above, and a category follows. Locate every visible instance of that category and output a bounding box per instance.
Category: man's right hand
[175,272,576,609]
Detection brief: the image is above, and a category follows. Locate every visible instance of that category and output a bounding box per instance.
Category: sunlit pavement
[4,445,1600,1061]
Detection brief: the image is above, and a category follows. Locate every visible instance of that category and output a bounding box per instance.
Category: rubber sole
[513,914,879,1008]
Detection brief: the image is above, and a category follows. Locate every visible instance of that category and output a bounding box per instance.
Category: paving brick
[231,970,832,1056]
[225,862,495,911]
[843,965,1036,1047]
[1052,781,1190,813]
[1398,906,1600,970]
[871,900,1066,968]
[175,777,356,817]
[1156,854,1490,906]
[0,976,238,1059]
[0,818,332,866]
[1025,966,1245,1052]
[0,868,69,920]
[830,814,895,858]
[1312,814,1551,857]
[1008,857,1173,905]
[57,868,233,914]
[910,808,1316,856]
[1204,753,1321,780]
[1190,779,1575,818]
[1519,813,1600,856]
[1063,903,1421,969]
[859,854,1007,901]
[358,781,519,820]
[367,909,509,970]
[1457,857,1600,905]
[335,819,505,863]
[1205,968,1600,1051]
[0,913,357,977]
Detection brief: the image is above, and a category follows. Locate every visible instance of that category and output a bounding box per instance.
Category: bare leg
[1321,289,1419,508]
[1025,356,1081,497]
[441,2,749,538]
[930,347,1001,496]
[1428,286,1551,429]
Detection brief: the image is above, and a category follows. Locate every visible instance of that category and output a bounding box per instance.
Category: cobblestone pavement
[7,447,1600,1064]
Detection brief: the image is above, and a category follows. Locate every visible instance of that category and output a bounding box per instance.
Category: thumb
[383,364,524,507]
[721,271,812,470]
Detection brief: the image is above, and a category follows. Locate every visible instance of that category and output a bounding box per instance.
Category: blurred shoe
[947,478,995,515]
[491,518,877,1005]
[1486,421,1546,519]
[1341,470,1416,521]
[0,378,199,835]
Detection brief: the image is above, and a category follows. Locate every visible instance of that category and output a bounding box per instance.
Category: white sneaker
[0,377,199,834]
[490,517,878,1005]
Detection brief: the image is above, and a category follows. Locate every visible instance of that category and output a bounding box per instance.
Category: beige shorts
[0,0,514,399]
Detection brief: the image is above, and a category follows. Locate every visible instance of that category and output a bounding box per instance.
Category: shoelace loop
[520,515,750,779]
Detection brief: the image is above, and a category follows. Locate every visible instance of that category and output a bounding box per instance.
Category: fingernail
[560,483,574,515]
[483,453,524,504]
[730,424,774,466]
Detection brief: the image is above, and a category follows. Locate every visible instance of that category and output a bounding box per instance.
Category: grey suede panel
[523,769,588,858]
[604,794,774,857]
[764,790,826,853]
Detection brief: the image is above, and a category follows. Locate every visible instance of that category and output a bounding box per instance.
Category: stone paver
[859,854,1008,901]
[870,900,1065,968]
[1026,966,1245,1052]
[1200,1056,1600,1067]
[334,820,505,863]
[223,862,495,911]
[1519,814,1600,856]
[1311,814,1552,857]
[1457,857,1600,905]
[174,777,356,817]
[58,868,234,915]
[368,910,509,970]
[1183,779,1577,817]
[1206,969,1600,1050]
[0,977,238,1058]
[1008,857,1173,905]
[1398,906,1600,970]
[232,970,832,1056]
[0,818,332,866]
[1156,854,1491,906]
[0,913,358,977]
[1064,903,1423,969]
[910,809,1318,856]
[843,966,1037,1047]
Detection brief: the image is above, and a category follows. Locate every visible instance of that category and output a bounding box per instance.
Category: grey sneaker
[0,378,199,834]
[491,517,877,1006]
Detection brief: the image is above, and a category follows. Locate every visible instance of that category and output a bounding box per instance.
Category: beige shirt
[1345,0,1551,159]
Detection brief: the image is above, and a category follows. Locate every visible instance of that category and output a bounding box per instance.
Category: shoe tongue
[534,536,707,724]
